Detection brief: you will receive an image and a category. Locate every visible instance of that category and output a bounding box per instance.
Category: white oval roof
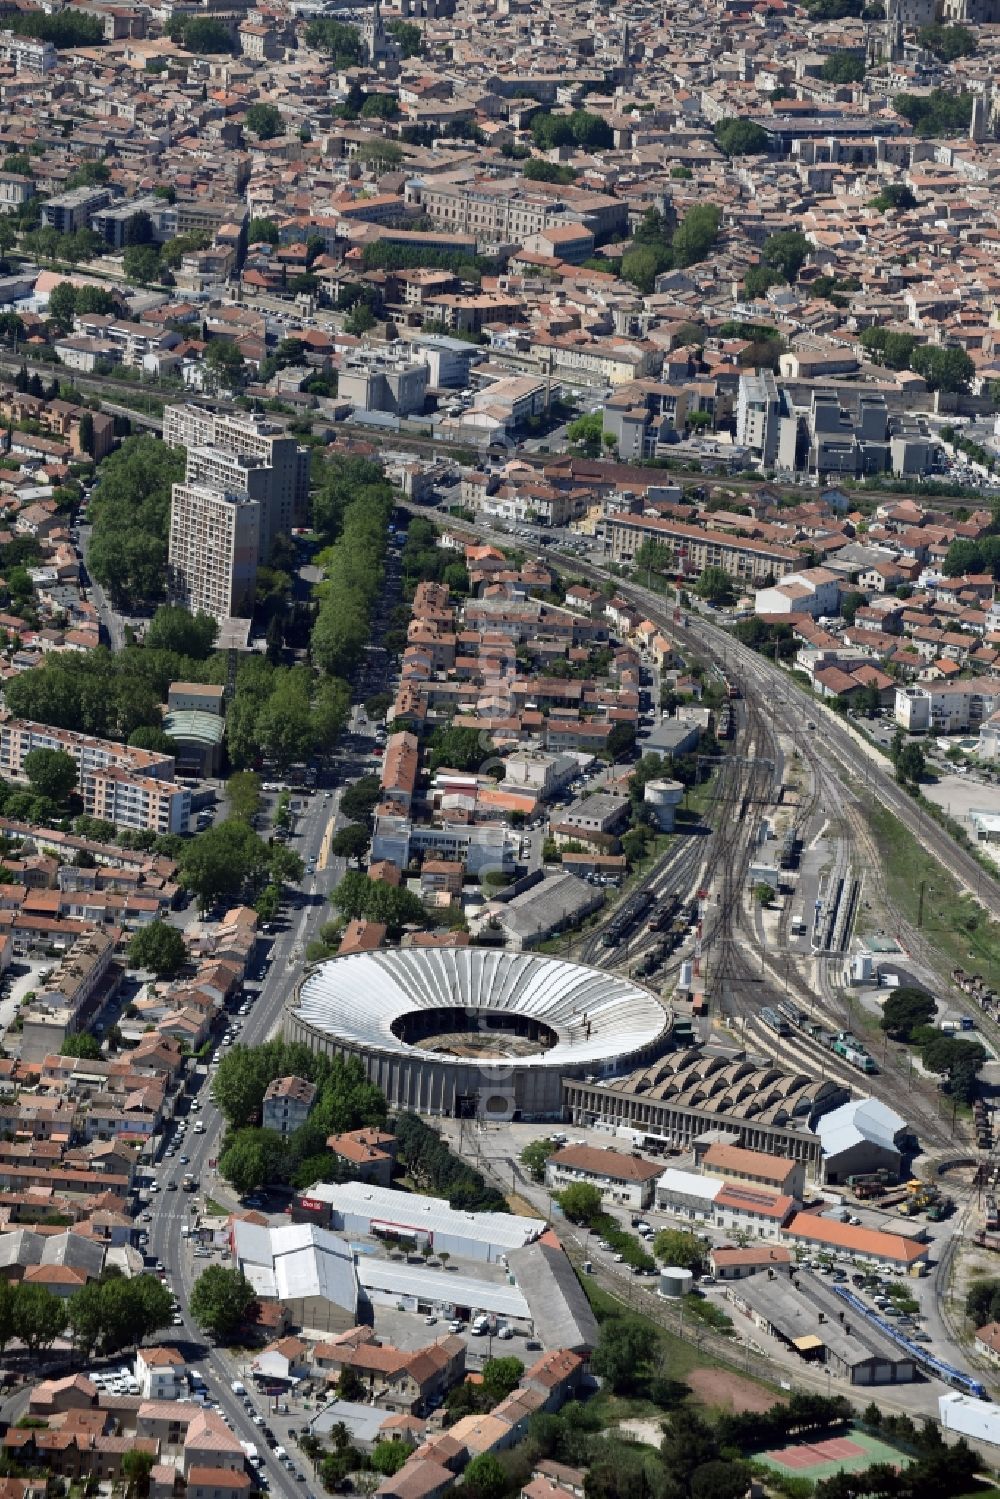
[292,948,669,1070]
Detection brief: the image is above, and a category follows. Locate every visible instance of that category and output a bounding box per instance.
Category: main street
[143,784,349,1499]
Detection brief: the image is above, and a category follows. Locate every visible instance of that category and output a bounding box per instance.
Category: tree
[23,747,77,802]
[245,103,284,139]
[204,338,245,391]
[821,51,865,82]
[344,302,376,335]
[125,210,154,247]
[47,281,79,333]
[481,1356,525,1402]
[715,118,770,156]
[331,871,427,934]
[895,740,925,787]
[672,204,721,268]
[227,770,262,823]
[248,216,280,245]
[122,1450,155,1499]
[762,230,810,282]
[356,139,406,173]
[918,22,975,59]
[304,17,364,63]
[370,1440,411,1476]
[840,589,865,625]
[78,411,95,456]
[557,1182,604,1225]
[86,435,186,608]
[911,344,975,394]
[966,1277,1000,1327]
[13,1283,67,1352]
[127,920,187,976]
[429,723,489,772]
[567,412,605,456]
[60,1033,101,1059]
[219,1127,286,1196]
[695,566,735,605]
[463,1454,506,1499]
[388,19,422,54]
[172,14,234,51]
[178,819,271,906]
[189,1266,257,1341]
[339,775,383,824]
[330,824,370,861]
[652,1228,705,1270]
[144,604,217,657]
[122,243,161,285]
[591,1315,659,1393]
[880,986,935,1040]
[893,87,972,137]
[691,1461,753,1499]
[868,182,917,213]
[520,1138,555,1182]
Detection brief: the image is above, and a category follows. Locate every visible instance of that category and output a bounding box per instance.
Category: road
[143,786,348,1499]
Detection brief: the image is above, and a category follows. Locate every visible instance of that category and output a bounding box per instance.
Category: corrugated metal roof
[358,1260,529,1319]
[309,1182,545,1252]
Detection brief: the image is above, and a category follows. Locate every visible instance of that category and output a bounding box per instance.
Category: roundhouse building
[283,948,670,1120]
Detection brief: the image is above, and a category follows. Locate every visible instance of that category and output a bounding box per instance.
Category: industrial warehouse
[726,1268,919,1386]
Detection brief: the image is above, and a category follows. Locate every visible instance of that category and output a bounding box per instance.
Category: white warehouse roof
[815,1098,907,1159]
[657,1167,722,1202]
[305,1181,545,1253]
[358,1259,530,1320]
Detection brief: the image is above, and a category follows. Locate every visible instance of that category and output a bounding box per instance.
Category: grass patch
[579,1270,722,1382]
[870,801,1000,991]
[203,1197,229,1217]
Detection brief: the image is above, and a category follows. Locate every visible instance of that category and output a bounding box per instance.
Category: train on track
[830,1285,987,1399]
[756,1002,879,1074]
[600,890,654,948]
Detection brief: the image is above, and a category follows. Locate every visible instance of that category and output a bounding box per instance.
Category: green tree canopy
[591,1315,659,1393]
[820,50,865,82]
[762,229,810,282]
[189,1266,257,1340]
[463,1453,506,1499]
[557,1182,605,1224]
[23,747,77,801]
[651,1227,705,1270]
[145,604,218,658]
[331,871,427,934]
[520,1139,555,1182]
[917,22,975,59]
[879,986,935,1040]
[715,118,770,156]
[219,1127,287,1196]
[127,920,188,976]
[87,435,185,608]
[60,1033,102,1059]
[245,102,284,139]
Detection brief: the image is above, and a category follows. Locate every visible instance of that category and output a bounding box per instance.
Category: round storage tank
[659,1266,694,1299]
[643,778,685,833]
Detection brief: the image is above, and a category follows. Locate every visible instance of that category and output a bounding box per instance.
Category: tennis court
[759,1427,906,1483]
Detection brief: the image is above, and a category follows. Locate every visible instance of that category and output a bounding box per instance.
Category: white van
[230,1381,246,1397]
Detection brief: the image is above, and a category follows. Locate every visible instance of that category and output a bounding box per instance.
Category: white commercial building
[300,1181,545,1263]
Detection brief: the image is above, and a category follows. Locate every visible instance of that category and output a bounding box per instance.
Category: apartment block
[604,513,800,584]
[736,370,781,468]
[164,404,309,551]
[167,482,260,622]
[85,766,191,836]
[0,717,174,782]
[41,186,112,235]
[0,717,191,834]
